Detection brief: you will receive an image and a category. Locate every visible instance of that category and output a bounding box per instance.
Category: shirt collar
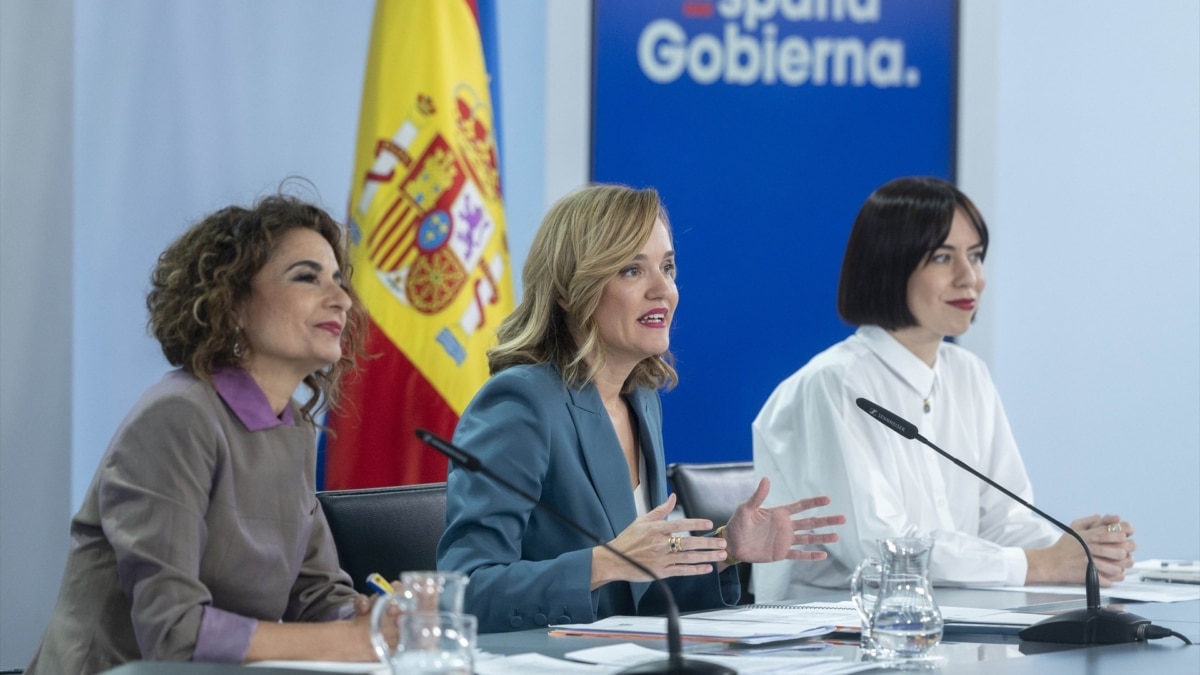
[857,325,938,397]
[211,366,295,430]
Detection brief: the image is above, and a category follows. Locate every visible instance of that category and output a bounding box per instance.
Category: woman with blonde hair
[437,184,845,633]
[28,191,386,671]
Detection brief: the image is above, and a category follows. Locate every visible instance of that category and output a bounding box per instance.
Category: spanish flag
[325,0,512,488]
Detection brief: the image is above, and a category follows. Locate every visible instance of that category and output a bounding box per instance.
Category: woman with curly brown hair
[27,192,382,672]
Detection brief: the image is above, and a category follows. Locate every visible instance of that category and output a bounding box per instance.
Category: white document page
[973,580,1200,603]
[475,652,618,674]
[551,615,834,643]
[565,643,879,674]
[248,662,386,673]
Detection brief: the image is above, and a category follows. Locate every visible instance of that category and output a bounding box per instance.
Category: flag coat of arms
[326,0,513,488]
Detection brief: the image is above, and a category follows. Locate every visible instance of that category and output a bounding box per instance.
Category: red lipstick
[947,299,976,311]
[316,321,343,337]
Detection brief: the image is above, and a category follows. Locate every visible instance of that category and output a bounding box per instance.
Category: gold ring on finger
[1107,523,1121,533]
[668,535,683,553]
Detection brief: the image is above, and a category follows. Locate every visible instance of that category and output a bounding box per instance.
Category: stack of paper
[1133,559,1200,585]
[550,614,834,644]
[690,603,860,630]
[476,644,881,675]
[248,662,386,673]
[690,600,1044,633]
[975,579,1200,602]
[565,644,880,674]
[937,606,1047,633]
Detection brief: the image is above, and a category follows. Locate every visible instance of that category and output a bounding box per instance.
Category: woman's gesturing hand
[591,494,729,588]
[722,477,846,564]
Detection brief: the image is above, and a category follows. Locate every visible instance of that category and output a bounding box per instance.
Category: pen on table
[366,572,395,596]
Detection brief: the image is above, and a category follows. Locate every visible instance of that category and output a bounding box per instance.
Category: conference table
[474,585,1198,674]
[100,585,1199,675]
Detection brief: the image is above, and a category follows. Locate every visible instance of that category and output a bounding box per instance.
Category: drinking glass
[850,556,884,655]
[868,536,943,661]
[870,572,943,659]
[370,571,472,673]
[390,611,477,675]
[401,570,468,614]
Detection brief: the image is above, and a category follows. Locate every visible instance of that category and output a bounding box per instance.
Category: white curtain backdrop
[71,0,375,502]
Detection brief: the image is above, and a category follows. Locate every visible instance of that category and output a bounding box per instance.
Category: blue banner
[592,0,957,463]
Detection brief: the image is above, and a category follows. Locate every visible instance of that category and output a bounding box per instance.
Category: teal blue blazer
[436,363,739,633]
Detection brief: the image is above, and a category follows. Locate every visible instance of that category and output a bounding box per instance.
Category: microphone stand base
[1018,606,1151,644]
[616,657,736,675]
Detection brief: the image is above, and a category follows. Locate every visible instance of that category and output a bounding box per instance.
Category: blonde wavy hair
[146,192,368,423]
[488,184,678,393]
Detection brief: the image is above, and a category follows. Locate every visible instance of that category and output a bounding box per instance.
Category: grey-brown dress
[27,368,355,674]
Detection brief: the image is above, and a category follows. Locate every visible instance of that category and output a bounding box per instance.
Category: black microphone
[416,429,734,675]
[854,397,1154,645]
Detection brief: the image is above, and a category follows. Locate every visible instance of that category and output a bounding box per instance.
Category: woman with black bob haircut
[838,177,988,329]
[27,187,389,672]
[751,176,1136,600]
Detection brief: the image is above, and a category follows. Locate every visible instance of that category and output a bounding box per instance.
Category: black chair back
[317,482,447,595]
[666,461,757,604]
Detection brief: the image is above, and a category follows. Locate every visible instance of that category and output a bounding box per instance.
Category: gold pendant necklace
[923,396,931,413]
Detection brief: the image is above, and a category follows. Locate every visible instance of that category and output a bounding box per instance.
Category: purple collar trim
[211,367,295,430]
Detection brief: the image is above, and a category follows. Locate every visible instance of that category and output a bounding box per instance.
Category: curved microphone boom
[854,398,1156,645]
[416,429,734,675]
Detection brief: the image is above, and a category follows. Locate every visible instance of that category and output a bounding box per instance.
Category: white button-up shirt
[752,326,1059,600]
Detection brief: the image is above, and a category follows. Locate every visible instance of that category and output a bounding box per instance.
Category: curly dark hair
[147,192,368,423]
